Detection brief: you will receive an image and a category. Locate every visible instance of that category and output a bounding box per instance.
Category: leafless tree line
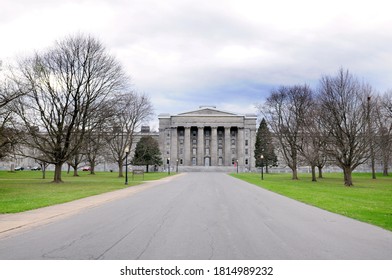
[260,68,392,186]
[0,35,153,183]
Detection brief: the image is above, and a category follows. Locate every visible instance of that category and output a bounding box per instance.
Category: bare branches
[318,68,373,186]
[259,68,381,186]
[261,84,313,180]
[105,91,154,177]
[10,34,127,182]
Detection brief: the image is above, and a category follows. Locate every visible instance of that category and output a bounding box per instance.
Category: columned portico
[237,127,245,166]
[211,127,218,166]
[184,127,191,166]
[197,126,204,166]
[224,127,231,166]
[158,106,257,171]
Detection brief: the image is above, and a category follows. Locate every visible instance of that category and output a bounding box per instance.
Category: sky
[1,0,392,130]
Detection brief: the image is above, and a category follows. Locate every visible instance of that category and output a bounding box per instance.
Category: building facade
[158,106,257,171]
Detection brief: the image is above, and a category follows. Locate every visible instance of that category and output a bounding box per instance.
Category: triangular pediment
[177,108,239,116]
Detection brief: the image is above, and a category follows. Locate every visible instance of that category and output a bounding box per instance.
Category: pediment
[177,108,238,116]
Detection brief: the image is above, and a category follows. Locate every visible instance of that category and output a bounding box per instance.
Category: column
[184,126,191,166]
[250,128,257,170]
[211,126,218,166]
[170,127,178,167]
[224,126,231,166]
[158,128,166,163]
[237,127,245,168]
[197,126,204,166]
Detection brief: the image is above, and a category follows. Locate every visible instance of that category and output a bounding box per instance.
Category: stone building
[158,106,257,171]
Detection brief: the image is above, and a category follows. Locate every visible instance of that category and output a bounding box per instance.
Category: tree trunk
[146,165,149,173]
[73,167,79,177]
[311,165,317,182]
[317,166,323,178]
[371,158,376,179]
[90,162,96,175]
[42,165,46,179]
[291,152,298,180]
[382,154,389,176]
[292,167,298,180]
[67,163,70,174]
[343,166,353,186]
[118,161,123,178]
[53,163,63,183]
[265,163,269,174]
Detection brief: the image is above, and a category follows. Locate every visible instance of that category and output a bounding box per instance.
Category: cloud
[2,0,392,122]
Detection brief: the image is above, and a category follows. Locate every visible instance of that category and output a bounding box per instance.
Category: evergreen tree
[132,136,162,172]
[254,118,278,172]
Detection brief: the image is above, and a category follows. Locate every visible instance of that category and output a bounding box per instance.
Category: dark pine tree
[132,136,162,172]
[254,118,278,173]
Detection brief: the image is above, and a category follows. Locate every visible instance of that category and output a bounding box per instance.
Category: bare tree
[84,103,114,175]
[10,34,126,183]
[0,74,23,160]
[67,151,85,176]
[375,91,392,176]
[298,102,328,181]
[261,84,313,180]
[318,68,372,186]
[106,91,153,177]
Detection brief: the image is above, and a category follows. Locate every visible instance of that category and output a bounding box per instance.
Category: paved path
[0,173,391,259]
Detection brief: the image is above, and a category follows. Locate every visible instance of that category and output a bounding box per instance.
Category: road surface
[0,172,391,259]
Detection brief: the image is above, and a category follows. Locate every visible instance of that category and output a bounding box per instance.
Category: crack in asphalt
[41,232,94,260]
[95,225,139,260]
[135,205,174,260]
[204,223,216,260]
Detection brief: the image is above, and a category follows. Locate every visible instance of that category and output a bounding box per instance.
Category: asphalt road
[0,172,391,259]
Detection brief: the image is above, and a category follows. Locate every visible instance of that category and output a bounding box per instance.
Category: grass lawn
[232,172,392,232]
[0,170,171,213]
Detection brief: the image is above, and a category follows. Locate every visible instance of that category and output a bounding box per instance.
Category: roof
[158,106,257,119]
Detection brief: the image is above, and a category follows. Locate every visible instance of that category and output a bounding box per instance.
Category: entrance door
[204,157,210,166]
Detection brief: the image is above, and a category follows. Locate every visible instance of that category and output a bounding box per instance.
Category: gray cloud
[2,0,392,121]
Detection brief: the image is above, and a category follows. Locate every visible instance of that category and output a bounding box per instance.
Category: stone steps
[173,166,239,173]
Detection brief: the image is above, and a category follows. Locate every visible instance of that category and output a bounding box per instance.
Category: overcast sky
[1,0,392,129]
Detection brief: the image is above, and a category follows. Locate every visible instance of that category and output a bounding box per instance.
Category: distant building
[158,106,257,171]
[0,126,159,172]
[140,126,151,133]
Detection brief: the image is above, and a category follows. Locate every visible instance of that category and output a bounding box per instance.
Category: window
[180,159,183,164]
[232,148,235,154]
[192,157,197,166]
[206,148,210,155]
[218,148,223,156]
[205,130,210,137]
[245,140,248,146]
[245,149,248,155]
[192,130,197,137]
[231,139,235,145]
[180,148,183,154]
[193,139,197,144]
[245,159,249,165]
[193,148,197,155]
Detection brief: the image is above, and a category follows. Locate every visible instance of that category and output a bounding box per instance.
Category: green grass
[0,170,171,213]
[232,172,392,231]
